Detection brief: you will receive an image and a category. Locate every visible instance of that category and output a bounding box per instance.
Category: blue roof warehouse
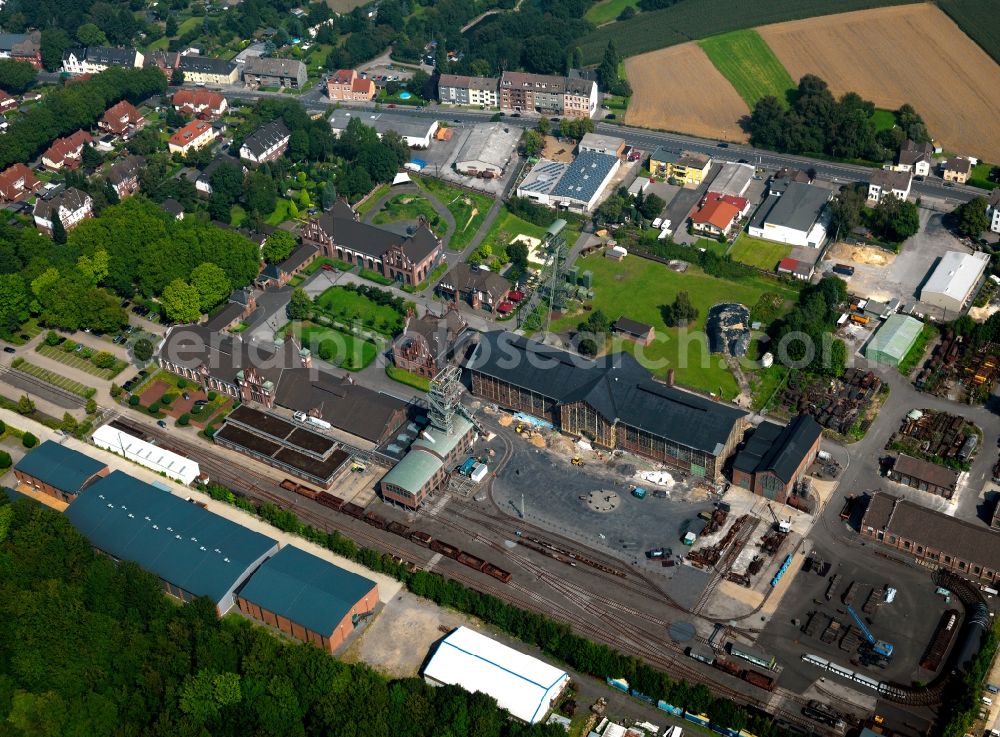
[14,439,110,503]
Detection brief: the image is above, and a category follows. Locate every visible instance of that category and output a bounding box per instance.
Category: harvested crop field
[625,43,749,141]
[758,4,1000,162]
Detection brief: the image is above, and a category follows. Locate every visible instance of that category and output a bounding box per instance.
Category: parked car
[182,392,190,401]
[194,399,208,407]
[157,420,168,428]
[321,263,333,271]
[3,346,14,354]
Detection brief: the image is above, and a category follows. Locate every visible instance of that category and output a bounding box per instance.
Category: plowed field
[759,4,1000,162]
[624,42,750,141]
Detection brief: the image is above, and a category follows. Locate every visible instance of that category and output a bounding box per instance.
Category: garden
[548,253,798,398]
[313,284,411,336]
[126,371,232,429]
[372,193,446,236]
[416,178,494,251]
[728,233,793,271]
[293,322,378,371]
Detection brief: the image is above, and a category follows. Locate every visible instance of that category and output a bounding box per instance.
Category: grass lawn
[585,0,639,25]
[416,177,494,251]
[749,365,789,411]
[694,237,730,257]
[144,36,170,52]
[698,30,795,108]
[230,205,247,227]
[357,184,391,216]
[480,207,582,257]
[871,108,897,133]
[314,286,406,335]
[303,256,355,275]
[372,193,445,235]
[294,322,377,371]
[548,254,796,398]
[385,365,431,392]
[897,322,938,376]
[265,199,297,226]
[969,161,998,190]
[36,344,126,380]
[728,233,792,271]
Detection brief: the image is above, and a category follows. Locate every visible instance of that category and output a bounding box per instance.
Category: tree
[0,450,10,469]
[618,5,636,20]
[170,67,185,86]
[40,28,72,72]
[44,330,61,347]
[165,15,179,37]
[0,273,29,332]
[870,194,920,243]
[537,117,550,136]
[287,287,312,319]
[161,279,202,323]
[953,197,990,238]
[61,412,79,434]
[263,231,297,264]
[22,432,38,448]
[288,128,309,160]
[828,184,866,238]
[16,394,34,414]
[522,129,543,158]
[51,217,67,245]
[190,262,231,311]
[92,351,116,369]
[0,60,38,95]
[637,193,666,221]
[579,308,610,336]
[77,23,109,46]
[76,250,109,286]
[245,171,277,215]
[661,291,699,327]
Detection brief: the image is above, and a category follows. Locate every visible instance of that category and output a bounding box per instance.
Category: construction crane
[847,605,894,657]
[766,504,791,533]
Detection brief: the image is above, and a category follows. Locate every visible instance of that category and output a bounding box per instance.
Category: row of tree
[745,75,930,163]
[0,497,570,737]
[0,66,166,170]
[828,184,920,245]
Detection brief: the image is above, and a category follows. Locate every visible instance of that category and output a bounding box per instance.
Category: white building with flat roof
[454,123,519,177]
[920,250,990,313]
[423,626,569,723]
[92,424,201,485]
[709,161,754,198]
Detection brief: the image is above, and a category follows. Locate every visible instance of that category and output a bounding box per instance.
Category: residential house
[436,262,511,311]
[392,307,469,379]
[173,89,228,118]
[777,257,814,281]
[437,74,499,107]
[326,69,376,101]
[0,30,42,68]
[258,244,318,287]
[178,55,240,86]
[612,317,655,346]
[106,155,144,199]
[161,198,185,220]
[42,130,93,171]
[894,139,934,176]
[239,119,291,164]
[243,57,307,89]
[144,50,181,75]
[62,46,144,75]
[196,154,245,196]
[0,163,40,203]
[942,156,972,184]
[0,90,17,113]
[98,100,146,138]
[988,189,1000,235]
[33,188,93,236]
[768,168,812,196]
[649,148,711,185]
[498,71,597,119]
[168,119,217,156]
[302,200,443,287]
[690,193,748,238]
[868,169,912,203]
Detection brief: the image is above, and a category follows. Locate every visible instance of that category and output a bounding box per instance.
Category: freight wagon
[294,484,318,500]
[342,502,366,519]
[430,539,461,559]
[279,479,298,492]
[386,521,410,537]
[409,530,433,546]
[457,551,487,571]
[482,563,512,583]
[315,492,344,511]
[741,670,776,691]
[364,511,387,529]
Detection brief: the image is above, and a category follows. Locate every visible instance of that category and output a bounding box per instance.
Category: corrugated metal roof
[921,250,990,304]
[237,545,376,636]
[864,314,924,365]
[423,626,569,723]
[65,471,277,607]
[13,440,107,495]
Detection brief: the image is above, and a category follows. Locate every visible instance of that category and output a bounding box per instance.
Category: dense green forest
[0,497,569,737]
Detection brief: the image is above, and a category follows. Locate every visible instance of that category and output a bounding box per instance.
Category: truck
[632,486,647,499]
[850,314,871,326]
[306,415,332,430]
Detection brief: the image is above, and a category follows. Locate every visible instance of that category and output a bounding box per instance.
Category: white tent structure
[92,424,200,485]
[423,627,569,723]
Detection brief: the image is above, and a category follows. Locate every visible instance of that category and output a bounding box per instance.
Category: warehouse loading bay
[485,415,830,621]
[756,542,955,698]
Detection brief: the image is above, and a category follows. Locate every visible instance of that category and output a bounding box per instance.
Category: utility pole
[521,493,525,519]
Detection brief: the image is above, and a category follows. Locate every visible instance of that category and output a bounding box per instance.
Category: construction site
[913,328,1000,404]
[775,368,885,437]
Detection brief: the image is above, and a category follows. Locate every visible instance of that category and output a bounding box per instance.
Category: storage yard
[913,328,1000,403]
[887,409,980,471]
[775,368,884,437]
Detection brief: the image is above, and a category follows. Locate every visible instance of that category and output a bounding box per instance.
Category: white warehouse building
[748,181,831,248]
[516,151,620,213]
[423,626,570,723]
[92,424,201,485]
[920,250,990,314]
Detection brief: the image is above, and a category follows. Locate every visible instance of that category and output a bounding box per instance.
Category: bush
[177,413,190,426]
[0,419,5,434]
[21,432,37,448]
[128,395,140,406]
[0,450,10,469]
[160,392,177,405]
[110,383,122,398]
[177,378,187,389]
[191,404,203,415]
[207,391,217,401]
[92,351,116,369]
[61,340,76,352]
[44,330,61,346]
[148,402,160,414]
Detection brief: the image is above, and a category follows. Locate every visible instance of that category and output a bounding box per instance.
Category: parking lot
[823,210,970,317]
[757,538,953,695]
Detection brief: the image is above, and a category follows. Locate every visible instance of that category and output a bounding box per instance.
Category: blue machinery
[847,605,894,657]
